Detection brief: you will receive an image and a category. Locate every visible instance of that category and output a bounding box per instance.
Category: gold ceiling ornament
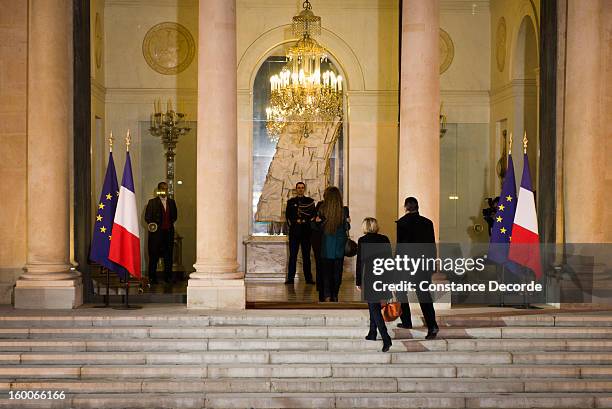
[265,0,343,141]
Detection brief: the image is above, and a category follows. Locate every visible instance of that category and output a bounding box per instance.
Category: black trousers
[148,229,173,283]
[320,258,343,299]
[368,302,391,342]
[287,231,312,282]
[400,286,438,330]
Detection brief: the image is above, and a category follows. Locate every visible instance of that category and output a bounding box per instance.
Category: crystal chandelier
[265,0,343,141]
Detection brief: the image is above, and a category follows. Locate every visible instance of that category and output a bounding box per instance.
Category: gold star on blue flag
[488,154,521,274]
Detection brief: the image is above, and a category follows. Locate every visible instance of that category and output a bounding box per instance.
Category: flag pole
[94,132,116,309]
[113,129,142,310]
[500,133,512,307]
[93,267,112,308]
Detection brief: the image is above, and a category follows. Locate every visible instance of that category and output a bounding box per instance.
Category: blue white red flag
[89,152,129,279]
[508,153,542,279]
[109,152,141,278]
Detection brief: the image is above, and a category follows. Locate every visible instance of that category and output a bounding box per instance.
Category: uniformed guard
[285,181,316,284]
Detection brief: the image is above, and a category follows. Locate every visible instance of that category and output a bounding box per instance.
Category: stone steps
[2,351,612,365]
[2,310,612,408]
[3,377,612,393]
[1,363,612,379]
[2,337,612,352]
[1,312,611,328]
[4,325,612,340]
[0,350,612,366]
[1,392,611,409]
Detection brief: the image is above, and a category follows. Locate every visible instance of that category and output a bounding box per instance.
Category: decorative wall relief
[439,28,454,74]
[496,17,507,72]
[142,22,195,75]
[94,13,103,69]
[255,119,342,222]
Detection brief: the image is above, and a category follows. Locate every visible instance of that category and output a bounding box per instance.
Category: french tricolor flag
[109,152,141,278]
[508,153,542,279]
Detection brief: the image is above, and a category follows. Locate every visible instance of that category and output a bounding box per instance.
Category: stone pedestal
[244,236,289,282]
[187,279,245,309]
[14,279,82,309]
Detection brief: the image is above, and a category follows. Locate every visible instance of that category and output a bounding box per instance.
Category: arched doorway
[243,41,358,307]
[512,15,539,191]
[250,50,347,236]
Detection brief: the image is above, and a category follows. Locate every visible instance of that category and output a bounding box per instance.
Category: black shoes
[382,339,392,352]
[397,322,438,339]
[305,280,316,285]
[425,326,439,340]
[365,332,377,341]
[284,280,294,285]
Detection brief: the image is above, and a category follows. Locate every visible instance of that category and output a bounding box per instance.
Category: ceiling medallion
[142,22,195,75]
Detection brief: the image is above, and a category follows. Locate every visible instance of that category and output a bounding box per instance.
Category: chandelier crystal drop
[265,0,343,141]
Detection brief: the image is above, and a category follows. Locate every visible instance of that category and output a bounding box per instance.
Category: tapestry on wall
[255,118,342,222]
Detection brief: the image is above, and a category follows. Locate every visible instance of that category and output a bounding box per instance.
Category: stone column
[398,0,440,234]
[187,0,245,309]
[564,0,603,242]
[14,0,82,309]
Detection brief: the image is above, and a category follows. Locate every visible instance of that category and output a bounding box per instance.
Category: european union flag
[89,152,129,279]
[488,154,521,274]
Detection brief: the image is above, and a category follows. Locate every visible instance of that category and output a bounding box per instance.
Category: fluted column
[15,0,82,309]
[564,0,603,243]
[398,0,440,234]
[187,0,244,309]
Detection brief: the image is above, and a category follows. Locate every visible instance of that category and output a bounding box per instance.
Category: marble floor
[246,279,365,308]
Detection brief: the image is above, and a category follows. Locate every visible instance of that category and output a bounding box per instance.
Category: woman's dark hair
[321,186,343,234]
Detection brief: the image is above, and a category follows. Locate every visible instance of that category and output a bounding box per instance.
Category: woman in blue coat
[314,186,350,302]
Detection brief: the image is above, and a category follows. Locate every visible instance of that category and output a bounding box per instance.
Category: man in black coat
[285,182,316,284]
[145,181,178,284]
[396,196,439,339]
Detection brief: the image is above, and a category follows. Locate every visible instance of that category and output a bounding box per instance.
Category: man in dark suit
[145,181,178,284]
[396,196,439,339]
[285,182,316,284]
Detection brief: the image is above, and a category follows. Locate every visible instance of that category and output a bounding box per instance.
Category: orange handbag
[381,302,402,322]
